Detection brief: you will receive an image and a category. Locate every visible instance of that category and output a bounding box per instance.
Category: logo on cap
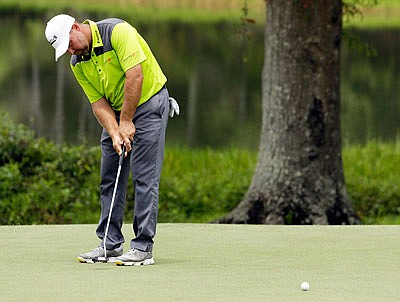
[49,35,57,45]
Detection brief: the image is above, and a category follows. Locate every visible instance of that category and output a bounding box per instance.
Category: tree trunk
[220,0,359,224]
[186,68,199,147]
[53,60,65,144]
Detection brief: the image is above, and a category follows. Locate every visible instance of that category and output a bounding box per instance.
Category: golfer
[45,14,179,266]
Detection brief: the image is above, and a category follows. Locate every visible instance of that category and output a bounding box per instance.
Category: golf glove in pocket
[168,97,180,118]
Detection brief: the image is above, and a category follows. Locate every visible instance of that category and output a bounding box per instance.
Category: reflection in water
[0,16,399,149]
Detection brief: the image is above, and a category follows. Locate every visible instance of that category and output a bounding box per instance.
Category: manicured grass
[2,0,400,27]
[0,0,266,24]
[0,224,399,301]
[345,0,400,28]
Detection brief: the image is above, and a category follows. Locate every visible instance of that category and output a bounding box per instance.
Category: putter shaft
[103,145,126,260]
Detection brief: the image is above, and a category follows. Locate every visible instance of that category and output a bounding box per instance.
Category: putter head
[77,256,108,264]
[93,256,108,263]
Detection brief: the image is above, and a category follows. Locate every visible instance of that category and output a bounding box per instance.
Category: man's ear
[71,23,79,31]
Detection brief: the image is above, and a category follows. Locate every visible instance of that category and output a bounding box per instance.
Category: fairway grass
[0,224,399,302]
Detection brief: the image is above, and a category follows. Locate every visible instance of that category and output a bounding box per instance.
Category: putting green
[0,224,399,301]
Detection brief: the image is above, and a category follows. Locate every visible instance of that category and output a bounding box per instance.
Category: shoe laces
[127,248,136,255]
[90,247,104,254]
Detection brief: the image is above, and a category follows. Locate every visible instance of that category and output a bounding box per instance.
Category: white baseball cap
[45,14,75,61]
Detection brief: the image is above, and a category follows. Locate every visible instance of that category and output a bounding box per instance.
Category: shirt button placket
[92,51,104,80]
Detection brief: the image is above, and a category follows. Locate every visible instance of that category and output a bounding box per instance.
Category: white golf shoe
[77,246,123,263]
[115,248,154,266]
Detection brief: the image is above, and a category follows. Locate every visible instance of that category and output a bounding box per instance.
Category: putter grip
[119,145,125,165]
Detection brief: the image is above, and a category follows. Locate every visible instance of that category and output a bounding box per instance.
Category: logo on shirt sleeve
[123,52,137,63]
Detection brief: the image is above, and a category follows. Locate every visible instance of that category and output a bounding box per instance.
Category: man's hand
[111,135,125,157]
[119,119,136,154]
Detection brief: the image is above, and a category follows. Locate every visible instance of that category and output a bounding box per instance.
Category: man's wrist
[120,107,136,122]
[120,115,134,123]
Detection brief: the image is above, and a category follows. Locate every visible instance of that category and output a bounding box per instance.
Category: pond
[0,14,399,149]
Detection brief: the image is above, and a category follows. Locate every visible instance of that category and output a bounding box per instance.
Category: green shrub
[1,114,399,225]
[0,114,101,224]
[156,147,255,222]
[343,141,400,223]
[0,114,256,224]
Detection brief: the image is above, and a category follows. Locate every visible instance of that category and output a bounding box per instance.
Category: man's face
[67,25,90,57]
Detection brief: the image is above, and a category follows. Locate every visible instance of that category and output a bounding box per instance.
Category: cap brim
[55,36,69,61]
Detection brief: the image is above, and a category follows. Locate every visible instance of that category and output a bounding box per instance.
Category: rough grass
[158,146,256,222]
[343,141,400,223]
[160,142,400,224]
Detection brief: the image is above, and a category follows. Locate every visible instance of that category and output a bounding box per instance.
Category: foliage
[344,0,400,28]
[0,114,100,224]
[343,0,378,20]
[0,114,256,225]
[1,116,399,225]
[343,141,400,223]
[156,146,256,222]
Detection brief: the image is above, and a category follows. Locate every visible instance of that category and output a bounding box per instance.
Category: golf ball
[301,281,310,291]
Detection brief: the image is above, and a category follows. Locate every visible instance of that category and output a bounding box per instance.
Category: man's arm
[91,97,123,154]
[119,63,144,153]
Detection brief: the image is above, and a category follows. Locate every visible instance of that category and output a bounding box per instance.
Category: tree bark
[219,0,359,224]
[53,60,65,144]
[186,68,199,147]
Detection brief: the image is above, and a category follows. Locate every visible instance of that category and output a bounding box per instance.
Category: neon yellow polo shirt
[70,18,167,110]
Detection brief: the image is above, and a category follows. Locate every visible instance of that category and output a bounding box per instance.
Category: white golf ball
[301,281,310,291]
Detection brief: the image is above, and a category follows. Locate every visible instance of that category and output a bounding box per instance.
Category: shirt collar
[83,19,103,49]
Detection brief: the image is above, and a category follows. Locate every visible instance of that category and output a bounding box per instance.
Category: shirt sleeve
[70,63,103,103]
[111,22,147,72]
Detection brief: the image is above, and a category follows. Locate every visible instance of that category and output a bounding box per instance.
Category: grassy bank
[1,0,400,27]
[0,0,265,25]
[347,0,400,28]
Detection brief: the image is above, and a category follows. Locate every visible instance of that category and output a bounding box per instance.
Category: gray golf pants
[96,87,169,252]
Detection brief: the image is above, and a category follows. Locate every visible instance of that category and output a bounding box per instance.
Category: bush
[343,141,400,223]
[0,114,256,225]
[0,114,100,224]
[156,147,255,222]
[1,115,399,225]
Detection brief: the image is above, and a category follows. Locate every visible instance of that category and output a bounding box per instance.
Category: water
[0,15,398,149]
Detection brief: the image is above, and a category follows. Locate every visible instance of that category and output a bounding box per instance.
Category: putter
[94,145,126,263]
